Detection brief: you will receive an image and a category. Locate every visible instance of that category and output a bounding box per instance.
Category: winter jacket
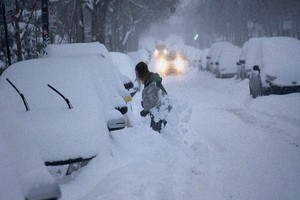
[144,72,167,95]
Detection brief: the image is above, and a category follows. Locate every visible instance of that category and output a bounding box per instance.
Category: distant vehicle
[153,46,188,76]
[238,37,266,80]
[152,44,168,58]
[198,48,209,71]
[248,37,300,98]
[0,92,61,200]
[214,44,241,78]
[207,41,233,74]
[0,55,126,181]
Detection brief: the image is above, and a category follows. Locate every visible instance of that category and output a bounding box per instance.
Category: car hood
[262,37,300,86]
[0,57,114,162]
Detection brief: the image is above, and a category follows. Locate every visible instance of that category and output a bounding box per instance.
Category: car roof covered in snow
[44,42,110,60]
[110,52,136,82]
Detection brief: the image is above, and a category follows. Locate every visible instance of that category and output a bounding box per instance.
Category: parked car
[0,92,61,200]
[198,48,209,71]
[214,44,241,78]
[109,51,137,97]
[0,55,126,181]
[207,41,233,74]
[248,37,300,98]
[44,42,132,114]
[238,37,265,80]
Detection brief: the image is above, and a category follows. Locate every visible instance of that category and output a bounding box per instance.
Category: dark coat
[144,72,167,95]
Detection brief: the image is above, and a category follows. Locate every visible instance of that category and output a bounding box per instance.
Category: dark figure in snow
[135,61,171,133]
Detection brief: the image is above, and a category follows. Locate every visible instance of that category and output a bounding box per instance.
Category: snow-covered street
[1,1,300,199]
[165,68,300,200]
[61,67,300,200]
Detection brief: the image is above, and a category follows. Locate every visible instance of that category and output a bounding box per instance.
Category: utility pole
[41,0,49,49]
[2,1,12,65]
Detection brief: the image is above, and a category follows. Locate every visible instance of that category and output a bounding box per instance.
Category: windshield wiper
[6,78,30,111]
[48,84,73,109]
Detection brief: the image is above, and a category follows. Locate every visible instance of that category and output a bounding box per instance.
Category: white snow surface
[218,45,241,73]
[63,69,300,200]
[1,42,300,200]
[60,67,300,200]
[261,37,300,85]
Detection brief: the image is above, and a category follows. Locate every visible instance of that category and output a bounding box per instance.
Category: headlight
[174,56,185,72]
[163,49,168,55]
[156,58,168,75]
[154,49,159,57]
[66,159,91,175]
[46,156,95,178]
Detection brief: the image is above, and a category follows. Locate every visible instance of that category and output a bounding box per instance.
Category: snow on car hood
[218,45,241,73]
[0,56,114,162]
[262,37,300,86]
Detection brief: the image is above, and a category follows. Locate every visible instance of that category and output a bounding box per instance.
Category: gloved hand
[140,110,149,117]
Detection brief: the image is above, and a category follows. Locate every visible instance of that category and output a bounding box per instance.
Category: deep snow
[60,66,300,200]
[1,43,300,200]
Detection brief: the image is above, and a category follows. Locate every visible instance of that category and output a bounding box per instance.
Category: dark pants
[150,114,167,133]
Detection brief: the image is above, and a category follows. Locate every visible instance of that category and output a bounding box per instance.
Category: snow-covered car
[0,55,126,180]
[238,37,266,80]
[214,44,241,78]
[248,37,300,98]
[44,42,132,115]
[0,92,61,200]
[197,48,209,71]
[110,51,138,96]
[207,41,233,74]
[127,49,151,66]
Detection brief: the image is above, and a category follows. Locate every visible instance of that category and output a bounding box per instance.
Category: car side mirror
[107,117,126,131]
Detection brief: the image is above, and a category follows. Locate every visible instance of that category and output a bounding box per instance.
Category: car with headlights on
[154,49,188,76]
[0,55,126,181]
[152,44,169,59]
[248,37,300,98]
